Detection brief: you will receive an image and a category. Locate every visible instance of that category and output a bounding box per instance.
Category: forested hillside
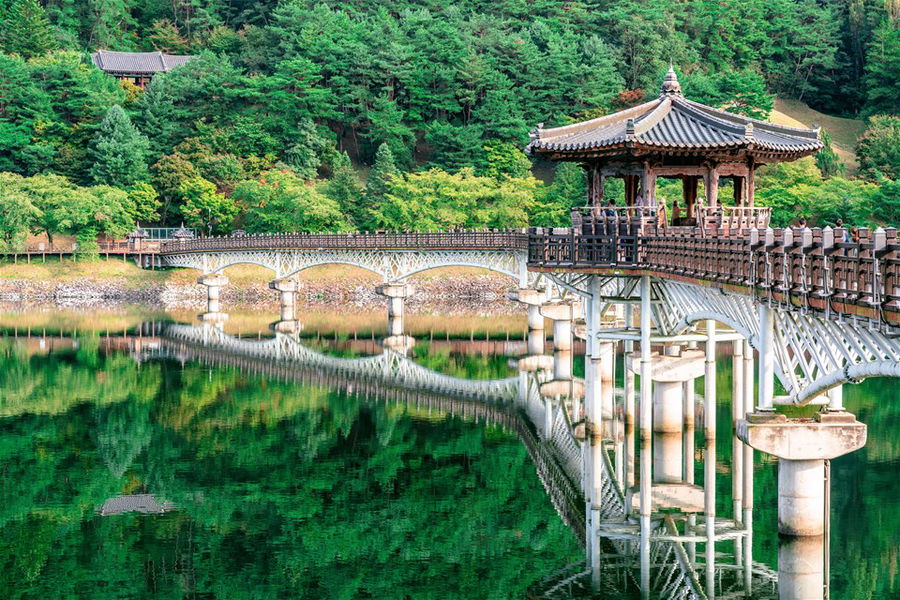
[0,0,898,252]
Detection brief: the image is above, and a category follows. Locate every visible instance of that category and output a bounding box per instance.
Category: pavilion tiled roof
[91,50,196,75]
[526,69,822,158]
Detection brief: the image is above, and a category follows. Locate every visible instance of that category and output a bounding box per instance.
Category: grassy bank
[0,257,502,287]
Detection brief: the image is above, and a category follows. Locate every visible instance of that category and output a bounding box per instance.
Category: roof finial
[661,63,682,96]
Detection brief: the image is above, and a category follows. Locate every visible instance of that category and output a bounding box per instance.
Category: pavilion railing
[528,224,900,322]
[159,230,531,254]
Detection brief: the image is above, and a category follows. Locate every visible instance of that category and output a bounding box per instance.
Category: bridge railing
[529,225,900,322]
[160,230,530,253]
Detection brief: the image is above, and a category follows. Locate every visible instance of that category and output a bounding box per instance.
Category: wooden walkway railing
[528,225,900,323]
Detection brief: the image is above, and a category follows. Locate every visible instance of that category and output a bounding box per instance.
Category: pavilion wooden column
[747,163,756,206]
[734,176,746,206]
[587,164,604,206]
[624,175,640,206]
[705,166,720,207]
[682,176,699,217]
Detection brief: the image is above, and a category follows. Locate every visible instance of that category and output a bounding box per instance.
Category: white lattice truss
[160,323,520,402]
[550,274,900,405]
[159,248,532,285]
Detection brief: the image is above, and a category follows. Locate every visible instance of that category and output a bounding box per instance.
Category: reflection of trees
[0,346,580,599]
[92,401,153,479]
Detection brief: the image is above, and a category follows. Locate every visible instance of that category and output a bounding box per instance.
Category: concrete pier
[738,412,866,536]
[540,301,577,352]
[627,347,704,487]
[778,534,827,600]
[269,278,303,334]
[198,273,228,314]
[376,283,414,337]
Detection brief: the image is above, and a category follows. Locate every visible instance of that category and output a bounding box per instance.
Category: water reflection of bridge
[127,322,782,600]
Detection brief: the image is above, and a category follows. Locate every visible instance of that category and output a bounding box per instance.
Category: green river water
[0,309,896,599]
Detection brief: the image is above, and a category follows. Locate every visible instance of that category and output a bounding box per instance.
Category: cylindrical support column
[826,385,844,412]
[704,320,717,595]
[527,329,545,355]
[732,339,745,527]
[552,318,573,352]
[270,278,302,323]
[778,459,826,536]
[587,277,603,591]
[683,376,697,564]
[598,342,615,431]
[639,276,652,596]
[388,296,404,336]
[683,379,695,484]
[553,350,573,382]
[653,380,684,483]
[624,308,636,489]
[778,535,826,600]
[758,303,775,411]
[528,304,545,331]
[377,283,414,338]
[742,339,755,589]
[279,290,296,321]
[198,273,229,315]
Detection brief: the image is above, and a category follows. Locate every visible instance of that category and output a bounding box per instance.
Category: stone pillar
[269,278,303,334]
[539,301,577,352]
[198,273,228,317]
[553,349,573,381]
[704,321,717,594]
[624,307,636,488]
[508,288,547,330]
[778,534,826,600]
[779,459,827,536]
[738,413,866,536]
[509,288,547,355]
[732,339,745,527]
[527,328,545,356]
[628,346,705,486]
[376,283,414,338]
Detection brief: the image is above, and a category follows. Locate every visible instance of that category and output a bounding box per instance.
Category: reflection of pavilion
[99,494,174,516]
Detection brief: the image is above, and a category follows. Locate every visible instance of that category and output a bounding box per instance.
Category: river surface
[0,308,896,599]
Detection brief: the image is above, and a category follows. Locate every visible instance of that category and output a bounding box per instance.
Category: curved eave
[528,139,823,161]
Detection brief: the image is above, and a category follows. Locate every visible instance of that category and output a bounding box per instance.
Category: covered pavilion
[526,68,822,221]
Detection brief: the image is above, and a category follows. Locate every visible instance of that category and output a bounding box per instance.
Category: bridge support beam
[738,413,866,536]
[269,278,303,334]
[376,283,414,337]
[540,301,577,352]
[508,287,547,331]
[626,345,704,489]
[198,273,229,317]
[779,533,827,600]
[638,276,652,597]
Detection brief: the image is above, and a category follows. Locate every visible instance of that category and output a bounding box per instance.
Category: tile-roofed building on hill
[526,67,823,219]
[91,50,196,88]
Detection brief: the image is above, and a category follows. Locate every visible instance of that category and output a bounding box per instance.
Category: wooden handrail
[528,225,900,324]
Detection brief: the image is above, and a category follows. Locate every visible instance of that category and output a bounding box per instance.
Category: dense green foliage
[0,0,897,244]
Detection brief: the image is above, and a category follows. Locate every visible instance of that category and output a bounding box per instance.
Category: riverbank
[0,259,519,312]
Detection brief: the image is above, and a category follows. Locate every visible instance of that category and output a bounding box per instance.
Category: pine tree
[323,151,362,228]
[89,105,151,187]
[363,143,400,230]
[814,131,845,178]
[863,20,900,116]
[0,0,56,58]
